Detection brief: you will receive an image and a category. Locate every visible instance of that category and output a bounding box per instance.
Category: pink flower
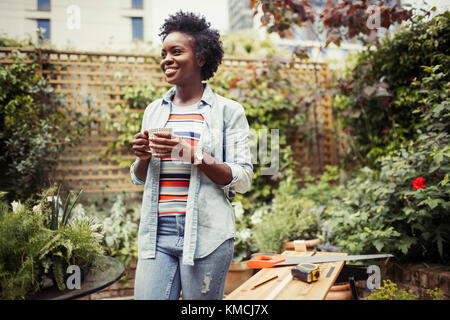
[340,141,345,149]
[344,128,352,132]
[412,177,426,190]
[359,98,364,103]
[329,180,335,185]
[383,98,391,105]
[381,129,388,134]
[383,140,387,145]
[419,105,428,110]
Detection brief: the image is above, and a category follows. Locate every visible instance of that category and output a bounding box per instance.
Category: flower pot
[325,282,353,300]
[224,260,254,295]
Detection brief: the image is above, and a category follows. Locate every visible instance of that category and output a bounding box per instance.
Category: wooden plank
[225,251,347,300]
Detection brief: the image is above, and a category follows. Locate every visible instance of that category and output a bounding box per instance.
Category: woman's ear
[197,56,206,68]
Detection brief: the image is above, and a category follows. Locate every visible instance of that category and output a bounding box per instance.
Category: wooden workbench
[225,251,347,300]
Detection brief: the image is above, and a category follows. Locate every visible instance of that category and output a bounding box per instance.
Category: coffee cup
[146,128,173,154]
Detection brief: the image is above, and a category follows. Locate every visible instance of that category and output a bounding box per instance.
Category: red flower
[381,129,388,134]
[329,180,335,185]
[359,98,365,103]
[340,141,345,149]
[344,128,352,132]
[419,105,428,110]
[383,98,390,105]
[412,177,426,190]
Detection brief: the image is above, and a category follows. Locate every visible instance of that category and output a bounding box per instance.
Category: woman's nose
[161,54,174,68]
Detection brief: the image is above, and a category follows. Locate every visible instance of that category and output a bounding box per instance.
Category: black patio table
[27,255,125,300]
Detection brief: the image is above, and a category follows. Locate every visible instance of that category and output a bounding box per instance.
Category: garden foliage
[337,12,450,168]
[365,280,444,300]
[0,52,86,202]
[0,187,103,299]
[247,12,449,264]
[75,195,140,267]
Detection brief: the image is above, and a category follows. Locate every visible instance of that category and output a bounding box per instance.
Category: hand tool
[247,253,394,269]
[263,251,317,300]
[291,263,320,283]
[251,275,278,290]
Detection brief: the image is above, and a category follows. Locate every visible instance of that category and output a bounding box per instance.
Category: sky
[150,0,230,45]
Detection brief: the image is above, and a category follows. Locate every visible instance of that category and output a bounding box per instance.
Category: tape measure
[291,263,320,283]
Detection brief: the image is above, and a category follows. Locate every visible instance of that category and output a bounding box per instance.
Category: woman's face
[160,31,204,86]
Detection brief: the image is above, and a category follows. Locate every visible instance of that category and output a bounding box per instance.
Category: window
[37,19,50,40]
[132,0,143,9]
[37,0,50,11]
[132,17,143,40]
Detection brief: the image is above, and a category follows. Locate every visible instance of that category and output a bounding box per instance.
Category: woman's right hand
[131,130,152,160]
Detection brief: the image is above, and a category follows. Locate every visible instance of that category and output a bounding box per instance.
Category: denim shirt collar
[161,83,215,108]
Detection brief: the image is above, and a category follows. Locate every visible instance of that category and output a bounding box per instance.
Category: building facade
[228,0,253,32]
[0,0,152,52]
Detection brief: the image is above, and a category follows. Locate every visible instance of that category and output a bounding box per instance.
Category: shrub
[75,194,140,267]
[0,187,103,299]
[0,51,86,202]
[365,280,418,300]
[313,12,450,264]
[336,12,450,168]
[365,280,444,300]
[252,167,323,253]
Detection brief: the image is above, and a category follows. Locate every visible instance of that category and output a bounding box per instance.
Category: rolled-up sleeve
[220,104,253,198]
[130,159,145,185]
[129,101,153,186]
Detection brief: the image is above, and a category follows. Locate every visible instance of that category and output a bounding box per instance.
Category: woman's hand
[150,132,194,163]
[131,130,152,160]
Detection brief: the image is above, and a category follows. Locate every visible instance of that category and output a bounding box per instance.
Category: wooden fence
[0,47,336,195]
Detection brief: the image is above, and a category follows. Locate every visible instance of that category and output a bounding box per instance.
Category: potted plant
[0,186,104,299]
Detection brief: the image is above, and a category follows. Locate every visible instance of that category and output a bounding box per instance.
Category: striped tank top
[158,103,204,216]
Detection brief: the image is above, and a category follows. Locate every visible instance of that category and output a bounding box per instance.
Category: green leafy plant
[335,12,450,169]
[0,51,87,202]
[365,280,444,300]
[75,194,140,267]
[365,280,418,300]
[231,199,257,262]
[252,166,323,253]
[0,187,104,299]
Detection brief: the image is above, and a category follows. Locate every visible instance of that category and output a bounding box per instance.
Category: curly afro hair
[159,11,224,81]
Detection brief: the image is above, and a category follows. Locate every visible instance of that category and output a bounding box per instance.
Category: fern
[0,185,104,299]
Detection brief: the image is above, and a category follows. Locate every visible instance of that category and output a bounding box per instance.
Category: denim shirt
[130,84,253,266]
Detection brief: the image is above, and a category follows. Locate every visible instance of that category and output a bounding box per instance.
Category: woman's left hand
[149,132,194,163]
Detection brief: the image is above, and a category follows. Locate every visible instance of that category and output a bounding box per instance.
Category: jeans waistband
[157,215,185,236]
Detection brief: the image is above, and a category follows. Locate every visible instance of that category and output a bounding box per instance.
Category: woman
[130,11,253,300]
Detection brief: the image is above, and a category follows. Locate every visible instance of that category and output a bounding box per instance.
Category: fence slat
[1,47,335,194]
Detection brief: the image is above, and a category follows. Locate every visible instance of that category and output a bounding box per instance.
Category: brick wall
[355,263,450,300]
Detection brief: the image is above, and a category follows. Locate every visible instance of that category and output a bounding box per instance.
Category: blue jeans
[134,215,234,300]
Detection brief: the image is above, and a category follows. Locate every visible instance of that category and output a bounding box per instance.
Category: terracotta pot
[224,261,254,295]
[325,283,353,300]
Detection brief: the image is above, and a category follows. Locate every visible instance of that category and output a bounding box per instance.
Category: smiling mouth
[164,68,178,76]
